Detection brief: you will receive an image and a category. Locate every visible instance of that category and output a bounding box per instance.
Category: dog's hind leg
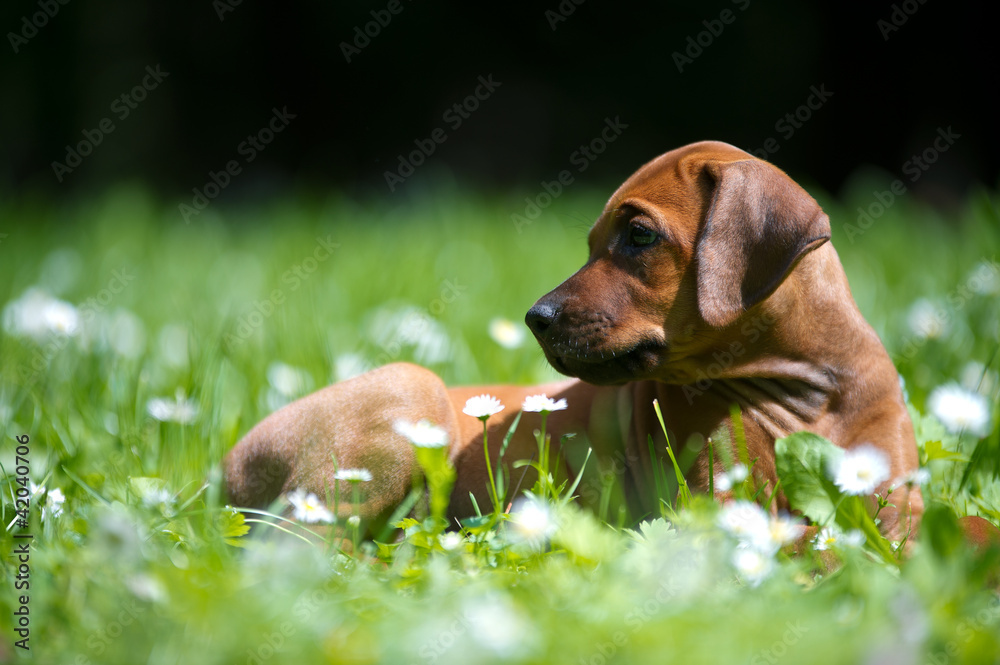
[223,363,460,531]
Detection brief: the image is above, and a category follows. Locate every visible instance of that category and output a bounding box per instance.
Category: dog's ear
[695,159,831,328]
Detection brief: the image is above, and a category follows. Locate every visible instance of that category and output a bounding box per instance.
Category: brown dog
[223,140,923,541]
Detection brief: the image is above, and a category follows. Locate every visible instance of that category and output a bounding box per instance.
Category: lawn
[1,176,999,664]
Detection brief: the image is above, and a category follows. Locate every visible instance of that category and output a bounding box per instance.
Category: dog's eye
[628,224,658,247]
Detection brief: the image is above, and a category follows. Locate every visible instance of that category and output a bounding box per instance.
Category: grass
[0,176,999,664]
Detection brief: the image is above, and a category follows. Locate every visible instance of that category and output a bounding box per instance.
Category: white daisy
[9,483,66,527]
[892,467,931,490]
[960,361,998,396]
[126,574,167,603]
[404,314,451,365]
[714,463,748,492]
[927,383,992,438]
[714,471,733,493]
[267,362,313,397]
[40,487,65,521]
[728,464,749,484]
[334,468,373,483]
[394,419,449,448]
[42,298,80,336]
[147,388,199,424]
[463,596,538,659]
[510,497,556,545]
[813,526,865,551]
[906,298,947,340]
[832,445,891,496]
[732,547,773,586]
[462,394,505,420]
[334,352,370,382]
[2,288,80,340]
[489,317,526,349]
[758,513,806,553]
[287,488,335,524]
[521,394,568,413]
[717,500,771,544]
[813,526,839,551]
[141,487,175,509]
[368,305,451,365]
[968,260,1000,295]
[438,532,464,551]
[264,362,314,412]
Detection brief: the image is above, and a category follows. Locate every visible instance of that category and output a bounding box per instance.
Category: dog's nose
[525,301,559,336]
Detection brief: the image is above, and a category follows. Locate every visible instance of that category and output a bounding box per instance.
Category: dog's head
[525,141,831,386]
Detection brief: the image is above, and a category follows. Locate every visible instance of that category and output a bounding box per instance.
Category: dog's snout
[525,301,559,336]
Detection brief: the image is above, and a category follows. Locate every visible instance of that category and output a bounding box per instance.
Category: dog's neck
[665,244,900,441]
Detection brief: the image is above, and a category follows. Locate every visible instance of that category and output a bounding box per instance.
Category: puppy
[224,141,923,542]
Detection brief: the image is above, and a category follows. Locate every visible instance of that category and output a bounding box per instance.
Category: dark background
[2,0,997,209]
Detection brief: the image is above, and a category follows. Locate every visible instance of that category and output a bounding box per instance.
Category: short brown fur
[223,141,924,541]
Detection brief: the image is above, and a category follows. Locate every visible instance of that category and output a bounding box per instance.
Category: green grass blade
[60,465,110,505]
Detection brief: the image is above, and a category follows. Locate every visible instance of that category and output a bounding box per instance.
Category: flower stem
[539,411,550,500]
[823,494,847,529]
[351,481,361,555]
[482,419,500,515]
